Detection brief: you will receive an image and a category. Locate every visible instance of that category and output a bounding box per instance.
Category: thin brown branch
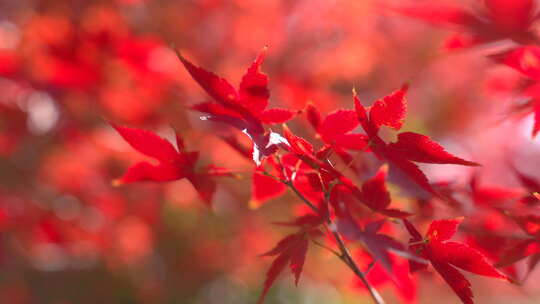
[328,223,386,304]
[279,169,386,304]
[311,239,342,258]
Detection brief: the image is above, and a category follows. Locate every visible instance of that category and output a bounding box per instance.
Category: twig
[328,222,386,304]
[275,155,386,304]
[311,239,341,257]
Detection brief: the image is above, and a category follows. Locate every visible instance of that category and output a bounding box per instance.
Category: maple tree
[2,1,540,303]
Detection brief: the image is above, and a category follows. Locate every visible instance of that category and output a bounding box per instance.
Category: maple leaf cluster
[3,1,540,304]
[108,47,523,303]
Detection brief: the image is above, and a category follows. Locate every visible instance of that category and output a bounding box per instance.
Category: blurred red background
[1,0,540,303]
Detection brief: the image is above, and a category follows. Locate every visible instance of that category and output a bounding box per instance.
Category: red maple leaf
[361,165,411,217]
[493,45,540,137]
[281,123,339,179]
[469,174,523,207]
[354,85,479,194]
[250,166,287,209]
[354,249,418,303]
[497,215,540,278]
[282,123,418,217]
[388,0,539,48]
[221,135,316,209]
[258,211,325,304]
[403,218,509,304]
[111,124,229,205]
[305,103,369,172]
[338,218,424,278]
[178,48,296,164]
[509,164,540,206]
[306,104,368,151]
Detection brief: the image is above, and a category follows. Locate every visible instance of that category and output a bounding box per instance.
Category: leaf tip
[401,83,410,91]
[172,46,185,61]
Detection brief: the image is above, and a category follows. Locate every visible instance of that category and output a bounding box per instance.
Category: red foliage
[404,218,508,304]
[2,1,540,303]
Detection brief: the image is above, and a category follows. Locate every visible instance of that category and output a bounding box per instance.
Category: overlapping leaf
[258,211,324,304]
[498,215,540,272]
[353,86,479,195]
[494,45,540,137]
[389,0,538,48]
[112,124,228,205]
[305,104,368,171]
[338,218,423,277]
[178,49,296,164]
[404,218,509,304]
[361,166,411,217]
[250,167,287,209]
